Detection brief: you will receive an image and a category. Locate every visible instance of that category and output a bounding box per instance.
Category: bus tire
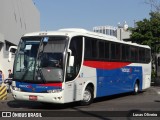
[80,86,93,106]
[133,82,139,95]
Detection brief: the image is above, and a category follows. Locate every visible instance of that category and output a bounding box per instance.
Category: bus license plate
[29,95,37,101]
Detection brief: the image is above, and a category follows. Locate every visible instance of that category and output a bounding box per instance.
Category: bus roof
[23,28,150,49]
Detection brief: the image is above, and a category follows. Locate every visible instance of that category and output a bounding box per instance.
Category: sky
[33,0,151,31]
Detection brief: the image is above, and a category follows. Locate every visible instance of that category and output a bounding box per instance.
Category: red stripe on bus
[39,83,62,87]
[83,61,131,70]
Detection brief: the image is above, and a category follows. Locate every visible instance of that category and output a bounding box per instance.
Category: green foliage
[151,70,156,80]
[130,12,160,53]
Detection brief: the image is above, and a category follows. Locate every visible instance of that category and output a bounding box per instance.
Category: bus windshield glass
[13,36,68,83]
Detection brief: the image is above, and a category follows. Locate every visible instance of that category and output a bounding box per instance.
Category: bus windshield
[39,53,63,68]
[13,36,67,83]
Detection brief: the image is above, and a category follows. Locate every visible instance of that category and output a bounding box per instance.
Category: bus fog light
[12,86,21,91]
[53,97,62,100]
[58,97,62,100]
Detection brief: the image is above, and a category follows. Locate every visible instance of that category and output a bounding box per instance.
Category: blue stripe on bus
[16,81,62,93]
[96,66,142,97]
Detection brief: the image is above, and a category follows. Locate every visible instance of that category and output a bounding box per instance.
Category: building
[0,0,40,78]
[93,22,131,41]
[93,26,117,37]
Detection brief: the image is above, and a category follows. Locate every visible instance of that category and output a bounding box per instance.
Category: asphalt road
[0,86,160,120]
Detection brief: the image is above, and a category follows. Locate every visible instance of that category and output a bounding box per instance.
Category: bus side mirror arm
[67,49,74,66]
[8,46,17,62]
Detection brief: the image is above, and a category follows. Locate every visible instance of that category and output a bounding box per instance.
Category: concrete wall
[0,0,40,79]
[116,28,131,41]
[0,0,40,44]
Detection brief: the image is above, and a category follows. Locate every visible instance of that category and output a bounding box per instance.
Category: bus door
[64,36,83,102]
[64,66,75,103]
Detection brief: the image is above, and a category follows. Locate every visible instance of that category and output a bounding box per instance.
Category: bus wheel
[80,86,93,106]
[133,82,139,95]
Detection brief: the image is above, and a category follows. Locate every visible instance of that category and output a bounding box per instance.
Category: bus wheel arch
[133,79,140,95]
[80,83,94,106]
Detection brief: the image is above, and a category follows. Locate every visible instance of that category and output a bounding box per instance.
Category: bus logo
[19,85,32,88]
[121,68,132,73]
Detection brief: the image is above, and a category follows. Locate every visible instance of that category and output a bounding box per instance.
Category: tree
[145,0,160,12]
[130,12,160,53]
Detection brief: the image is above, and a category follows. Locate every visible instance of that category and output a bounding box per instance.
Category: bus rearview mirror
[8,46,17,62]
[69,56,74,66]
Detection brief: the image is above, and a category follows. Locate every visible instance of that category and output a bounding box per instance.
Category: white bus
[9,28,151,105]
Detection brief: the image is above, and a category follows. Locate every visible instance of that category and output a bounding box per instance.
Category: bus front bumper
[11,88,64,104]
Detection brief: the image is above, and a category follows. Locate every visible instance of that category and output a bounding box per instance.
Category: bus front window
[13,37,41,81]
[14,36,68,83]
[36,37,67,83]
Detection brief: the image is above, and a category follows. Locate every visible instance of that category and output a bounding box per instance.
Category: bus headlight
[12,86,21,91]
[47,89,62,93]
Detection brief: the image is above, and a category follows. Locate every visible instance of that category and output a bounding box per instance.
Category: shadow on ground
[6,92,144,110]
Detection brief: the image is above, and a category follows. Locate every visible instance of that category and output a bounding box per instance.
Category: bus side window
[84,39,91,58]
